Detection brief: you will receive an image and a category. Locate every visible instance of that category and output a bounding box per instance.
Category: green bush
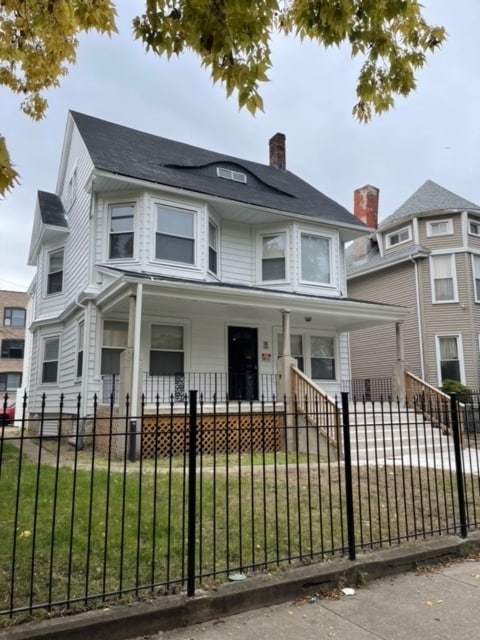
[440,379,472,403]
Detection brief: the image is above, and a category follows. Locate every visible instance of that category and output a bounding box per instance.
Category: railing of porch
[291,365,341,447]
[404,371,453,435]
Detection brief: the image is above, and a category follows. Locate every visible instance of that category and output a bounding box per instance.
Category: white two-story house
[24,111,408,425]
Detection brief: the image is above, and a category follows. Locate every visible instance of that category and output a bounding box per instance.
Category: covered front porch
[92,270,410,411]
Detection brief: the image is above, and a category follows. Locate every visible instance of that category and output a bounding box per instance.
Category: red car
[0,403,15,426]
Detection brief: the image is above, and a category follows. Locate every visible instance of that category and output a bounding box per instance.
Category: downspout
[410,254,425,380]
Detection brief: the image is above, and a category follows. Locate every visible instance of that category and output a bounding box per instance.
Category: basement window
[216,167,247,183]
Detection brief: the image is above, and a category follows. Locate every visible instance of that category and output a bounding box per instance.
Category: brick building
[0,289,28,394]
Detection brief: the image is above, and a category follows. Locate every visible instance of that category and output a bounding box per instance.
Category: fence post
[450,393,468,538]
[341,392,356,560]
[128,420,137,462]
[187,390,198,597]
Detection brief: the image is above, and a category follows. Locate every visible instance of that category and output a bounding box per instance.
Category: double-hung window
[277,334,304,371]
[42,337,59,383]
[310,336,335,380]
[300,233,331,284]
[156,205,195,265]
[0,372,22,391]
[109,204,134,259]
[437,336,462,383]
[473,256,480,302]
[431,254,457,302]
[4,307,26,327]
[1,340,24,359]
[262,234,286,281]
[149,325,184,375]
[47,249,64,295]
[208,221,218,274]
[101,321,128,375]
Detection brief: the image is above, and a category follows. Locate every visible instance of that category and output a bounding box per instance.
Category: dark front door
[228,326,258,400]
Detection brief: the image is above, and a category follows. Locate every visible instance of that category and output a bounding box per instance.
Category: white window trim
[472,255,480,303]
[107,201,136,262]
[297,228,334,287]
[469,219,480,237]
[430,253,458,304]
[41,335,60,385]
[385,225,412,248]
[148,319,191,373]
[152,201,200,270]
[274,329,337,381]
[45,247,64,297]
[435,334,465,386]
[256,229,290,285]
[207,218,220,277]
[426,218,453,237]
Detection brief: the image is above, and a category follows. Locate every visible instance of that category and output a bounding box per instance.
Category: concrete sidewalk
[145,557,480,640]
[2,535,480,640]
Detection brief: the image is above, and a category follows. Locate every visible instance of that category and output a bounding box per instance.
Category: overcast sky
[1,0,479,291]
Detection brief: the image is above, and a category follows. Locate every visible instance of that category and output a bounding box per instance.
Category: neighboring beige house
[0,289,28,394]
[347,180,480,391]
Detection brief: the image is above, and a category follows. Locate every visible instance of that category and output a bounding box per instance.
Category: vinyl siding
[221,220,253,284]
[418,214,462,249]
[348,262,418,380]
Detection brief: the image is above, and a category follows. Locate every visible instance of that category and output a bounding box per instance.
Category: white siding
[221,221,254,284]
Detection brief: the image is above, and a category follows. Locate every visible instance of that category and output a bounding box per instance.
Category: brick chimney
[351,185,379,261]
[269,133,286,170]
[353,185,379,229]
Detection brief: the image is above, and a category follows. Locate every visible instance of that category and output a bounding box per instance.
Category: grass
[1,438,479,625]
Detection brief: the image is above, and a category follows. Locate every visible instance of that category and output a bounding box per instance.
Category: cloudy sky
[1,0,479,291]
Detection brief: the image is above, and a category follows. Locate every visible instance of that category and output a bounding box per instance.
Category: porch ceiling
[96,274,411,332]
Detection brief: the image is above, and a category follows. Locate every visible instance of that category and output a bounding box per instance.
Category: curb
[2,533,480,640]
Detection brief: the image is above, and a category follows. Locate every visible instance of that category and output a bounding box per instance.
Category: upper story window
[208,221,218,274]
[4,307,26,328]
[216,167,247,183]
[1,339,24,359]
[300,233,331,284]
[469,220,480,236]
[65,167,77,210]
[109,203,134,259]
[386,226,411,248]
[156,205,195,265]
[473,256,480,303]
[262,233,286,281]
[427,219,453,237]
[149,324,184,375]
[47,248,64,295]
[41,336,59,384]
[431,254,457,303]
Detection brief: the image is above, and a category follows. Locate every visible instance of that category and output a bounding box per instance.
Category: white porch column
[276,309,297,450]
[119,283,143,415]
[392,321,406,404]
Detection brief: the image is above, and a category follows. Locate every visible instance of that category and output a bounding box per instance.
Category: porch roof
[91,267,411,332]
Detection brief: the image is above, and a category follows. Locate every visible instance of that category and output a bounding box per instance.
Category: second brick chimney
[269,133,286,170]
[353,185,379,229]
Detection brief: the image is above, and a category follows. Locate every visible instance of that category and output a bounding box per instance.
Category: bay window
[42,337,59,383]
[431,254,457,302]
[156,205,195,264]
[47,249,64,295]
[262,234,286,281]
[300,233,331,284]
[109,203,134,259]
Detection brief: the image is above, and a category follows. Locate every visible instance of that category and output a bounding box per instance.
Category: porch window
[310,336,335,380]
[431,254,457,302]
[277,334,304,371]
[101,321,128,375]
[262,234,286,281]
[156,205,195,265]
[47,248,64,295]
[300,234,330,284]
[4,307,26,327]
[437,335,462,383]
[473,256,480,302]
[109,204,134,259]
[150,325,184,375]
[208,221,218,274]
[0,372,22,391]
[1,340,24,359]
[42,337,59,383]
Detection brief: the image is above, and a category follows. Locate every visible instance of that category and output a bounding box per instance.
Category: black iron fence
[1,390,480,621]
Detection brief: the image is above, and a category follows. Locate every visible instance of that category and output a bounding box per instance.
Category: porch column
[392,321,406,404]
[119,284,143,415]
[276,309,297,449]
[131,283,143,416]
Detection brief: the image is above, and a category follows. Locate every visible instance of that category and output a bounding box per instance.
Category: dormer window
[469,220,480,236]
[216,167,247,183]
[386,226,411,248]
[427,219,453,237]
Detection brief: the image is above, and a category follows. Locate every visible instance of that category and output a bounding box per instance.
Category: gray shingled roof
[380,179,480,229]
[347,242,430,278]
[37,191,68,228]
[70,111,366,229]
